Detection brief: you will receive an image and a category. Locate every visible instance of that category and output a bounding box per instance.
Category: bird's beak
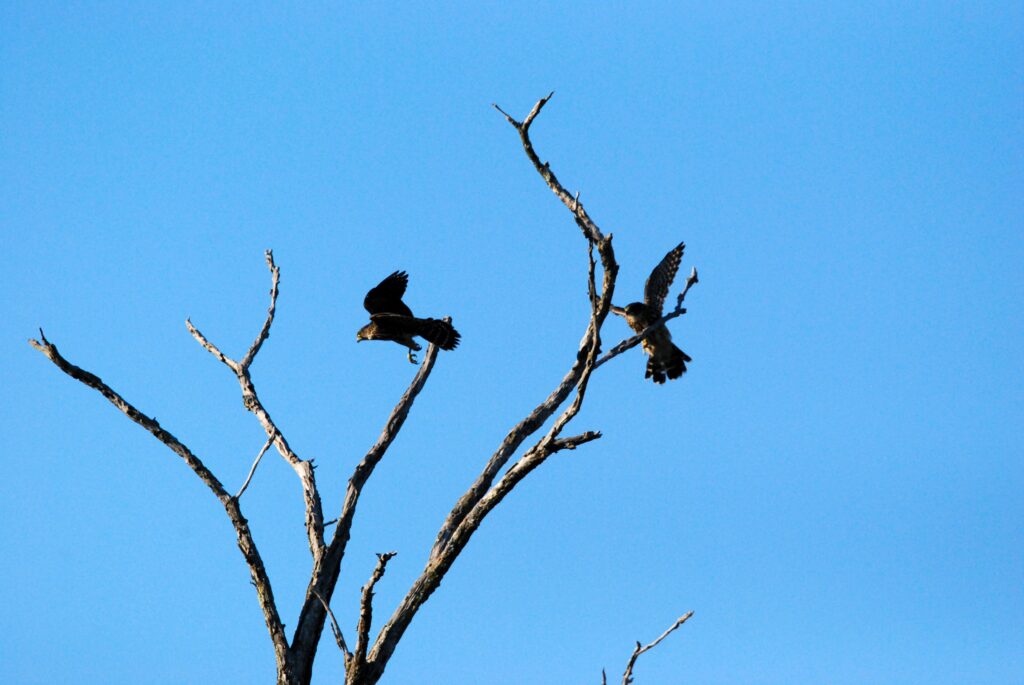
[611,305,626,317]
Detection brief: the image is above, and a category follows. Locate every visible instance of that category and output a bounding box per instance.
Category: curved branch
[27,331,290,669]
[240,250,281,369]
[431,93,617,559]
[366,95,620,682]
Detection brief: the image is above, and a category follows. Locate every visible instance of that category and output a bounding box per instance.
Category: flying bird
[356,271,460,363]
[611,242,691,384]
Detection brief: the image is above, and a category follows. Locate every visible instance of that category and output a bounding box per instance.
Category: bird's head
[612,303,644,318]
[623,303,646,317]
[355,324,372,342]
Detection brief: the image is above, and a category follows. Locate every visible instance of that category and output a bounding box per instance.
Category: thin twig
[240,249,280,370]
[185,319,238,372]
[620,611,694,685]
[235,432,276,499]
[312,590,352,668]
[677,266,699,306]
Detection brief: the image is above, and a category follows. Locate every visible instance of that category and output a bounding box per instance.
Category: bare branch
[28,331,290,669]
[186,255,327,562]
[588,239,599,313]
[288,340,442,670]
[240,249,280,370]
[235,431,276,499]
[312,590,352,668]
[620,611,694,685]
[549,430,602,452]
[368,408,606,673]
[493,92,604,243]
[521,90,554,130]
[429,333,593,557]
[595,266,699,371]
[532,236,619,458]
[186,319,239,373]
[348,552,397,682]
[677,266,699,306]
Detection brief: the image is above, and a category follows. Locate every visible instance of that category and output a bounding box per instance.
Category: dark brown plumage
[611,242,691,384]
[356,271,460,363]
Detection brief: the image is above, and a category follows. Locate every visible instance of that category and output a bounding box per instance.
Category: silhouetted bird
[611,242,691,383]
[356,271,460,363]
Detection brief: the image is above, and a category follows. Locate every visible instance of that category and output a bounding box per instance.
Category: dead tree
[30,94,697,685]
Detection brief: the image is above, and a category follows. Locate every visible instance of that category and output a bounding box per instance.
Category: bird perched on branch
[356,271,460,363]
[611,242,691,384]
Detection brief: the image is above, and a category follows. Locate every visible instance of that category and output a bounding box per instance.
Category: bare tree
[29,94,697,685]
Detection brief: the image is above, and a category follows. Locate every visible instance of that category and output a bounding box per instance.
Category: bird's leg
[407,349,418,364]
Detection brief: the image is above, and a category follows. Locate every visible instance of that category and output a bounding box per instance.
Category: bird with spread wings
[611,242,692,384]
[356,271,460,363]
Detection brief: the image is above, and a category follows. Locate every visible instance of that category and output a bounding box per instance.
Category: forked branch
[366,93,619,683]
[288,340,443,678]
[431,93,615,560]
[493,92,603,243]
[186,250,327,562]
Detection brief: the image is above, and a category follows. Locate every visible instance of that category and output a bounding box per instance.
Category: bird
[356,271,460,363]
[611,242,691,384]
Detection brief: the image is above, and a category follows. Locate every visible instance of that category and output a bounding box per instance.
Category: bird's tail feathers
[418,318,461,351]
[646,344,690,384]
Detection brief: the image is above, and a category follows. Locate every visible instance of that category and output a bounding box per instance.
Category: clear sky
[2,2,1021,684]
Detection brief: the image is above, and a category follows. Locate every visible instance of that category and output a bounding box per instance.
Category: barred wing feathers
[643,242,685,315]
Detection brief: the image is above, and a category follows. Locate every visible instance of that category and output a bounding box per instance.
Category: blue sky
[2,2,1021,683]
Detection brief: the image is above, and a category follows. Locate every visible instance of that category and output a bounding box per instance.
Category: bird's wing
[370,314,461,350]
[643,242,685,315]
[364,271,413,316]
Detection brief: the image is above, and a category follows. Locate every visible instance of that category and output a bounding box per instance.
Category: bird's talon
[408,351,418,364]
